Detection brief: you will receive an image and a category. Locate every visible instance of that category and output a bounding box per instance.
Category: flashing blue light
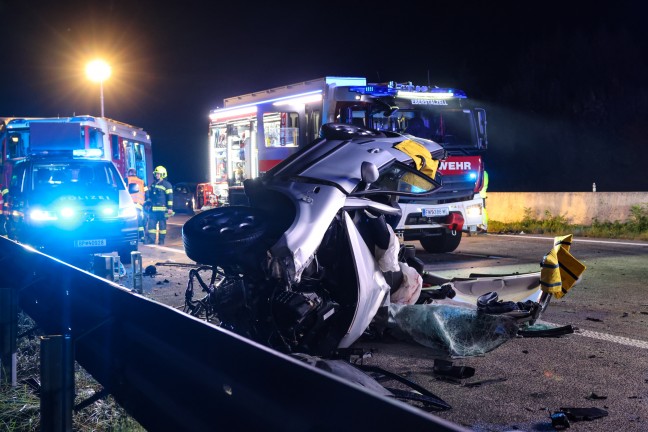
[349,85,398,97]
[73,148,103,158]
[350,83,468,99]
[30,209,58,221]
[60,207,76,218]
[101,206,116,216]
[468,172,477,180]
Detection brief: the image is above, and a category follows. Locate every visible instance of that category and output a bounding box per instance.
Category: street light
[85,59,112,118]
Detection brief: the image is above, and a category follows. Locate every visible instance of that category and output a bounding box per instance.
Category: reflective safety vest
[127,175,146,206]
[479,170,489,199]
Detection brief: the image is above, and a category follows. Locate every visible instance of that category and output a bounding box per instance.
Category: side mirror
[361,161,379,184]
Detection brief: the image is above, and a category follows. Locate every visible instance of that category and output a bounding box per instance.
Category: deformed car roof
[267,123,445,194]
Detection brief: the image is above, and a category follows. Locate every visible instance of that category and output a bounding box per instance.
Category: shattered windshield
[355,161,440,197]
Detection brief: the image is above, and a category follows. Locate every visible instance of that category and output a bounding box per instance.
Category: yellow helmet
[153,165,167,178]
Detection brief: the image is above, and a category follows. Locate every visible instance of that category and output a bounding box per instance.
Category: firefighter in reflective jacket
[478,170,489,232]
[127,168,147,241]
[144,166,173,245]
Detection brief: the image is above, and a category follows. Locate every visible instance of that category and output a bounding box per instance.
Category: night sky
[1,0,646,192]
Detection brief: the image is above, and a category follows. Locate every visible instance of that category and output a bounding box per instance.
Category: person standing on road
[145,165,173,245]
[127,168,147,242]
[479,170,489,232]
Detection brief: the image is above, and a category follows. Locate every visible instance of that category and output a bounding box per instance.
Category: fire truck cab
[206,77,488,252]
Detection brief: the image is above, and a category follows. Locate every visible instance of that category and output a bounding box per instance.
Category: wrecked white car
[181,123,585,358]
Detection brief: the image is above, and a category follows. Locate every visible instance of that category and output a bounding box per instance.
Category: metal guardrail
[0,236,467,431]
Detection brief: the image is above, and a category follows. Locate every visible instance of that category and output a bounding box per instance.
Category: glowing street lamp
[85,59,112,117]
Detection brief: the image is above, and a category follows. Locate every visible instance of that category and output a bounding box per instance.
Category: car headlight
[29,209,58,221]
[119,204,137,219]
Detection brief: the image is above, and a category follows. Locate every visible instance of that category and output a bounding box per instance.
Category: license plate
[75,239,107,247]
[422,207,449,217]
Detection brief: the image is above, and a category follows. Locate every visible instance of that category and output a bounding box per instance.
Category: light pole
[85,59,112,118]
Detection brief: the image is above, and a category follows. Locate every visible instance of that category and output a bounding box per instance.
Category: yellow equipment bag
[540,234,587,299]
[394,139,440,180]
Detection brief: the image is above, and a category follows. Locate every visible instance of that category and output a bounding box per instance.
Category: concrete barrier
[487,192,648,224]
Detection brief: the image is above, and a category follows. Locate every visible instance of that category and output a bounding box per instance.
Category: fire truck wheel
[420,230,462,253]
[182,206,267,265]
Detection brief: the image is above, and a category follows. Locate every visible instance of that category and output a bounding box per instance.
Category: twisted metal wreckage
[179,125,587,360]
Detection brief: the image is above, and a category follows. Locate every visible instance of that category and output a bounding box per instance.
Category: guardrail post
[131,251,143,293]
[40,334,74,432]
[0,287,17,386]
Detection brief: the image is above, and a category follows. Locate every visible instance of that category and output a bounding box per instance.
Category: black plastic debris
[476,291,541,320]
[356,364,452,411]
[585,392,607,400]
[20,377,41,396]
[550,411,570,429]
[560,407,609,421]
[433,359,475,380]
[463,377,507,388]
[518,324,575,338]
[417,283,456,303]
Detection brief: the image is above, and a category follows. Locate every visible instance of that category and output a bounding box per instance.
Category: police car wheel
[420,230,462,253]
[118,247,136,264]
[182,206,267,265]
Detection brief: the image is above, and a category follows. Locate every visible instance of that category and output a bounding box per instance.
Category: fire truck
[206,77,488,252]
[0,115,154,187]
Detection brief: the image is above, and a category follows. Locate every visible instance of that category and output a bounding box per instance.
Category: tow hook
[444,212,465,232]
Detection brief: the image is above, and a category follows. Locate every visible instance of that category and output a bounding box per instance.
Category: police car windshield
[31,161,123,192]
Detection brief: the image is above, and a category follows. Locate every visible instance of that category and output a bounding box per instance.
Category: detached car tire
[420,230,462,253]
[183,206,267,265]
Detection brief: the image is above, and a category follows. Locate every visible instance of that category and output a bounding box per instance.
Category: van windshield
[31,161,123,192]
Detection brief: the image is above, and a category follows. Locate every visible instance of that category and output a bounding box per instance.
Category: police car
[4,154,139,263]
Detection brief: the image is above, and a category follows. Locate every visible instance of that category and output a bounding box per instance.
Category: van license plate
[422,207,449,217]
[75,239,107,247]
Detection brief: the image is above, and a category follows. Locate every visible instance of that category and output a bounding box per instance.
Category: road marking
[541,320,648,349]
[452,252,506,259]
[577,329,648,349]
[495,234,648,247]
[141,244,186,254]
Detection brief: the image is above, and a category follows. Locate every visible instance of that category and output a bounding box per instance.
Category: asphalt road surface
[124,214,648,432]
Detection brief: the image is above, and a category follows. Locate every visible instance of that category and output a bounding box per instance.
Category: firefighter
[144,165,173,245]
[479,170,489,232]
[127,168,147,242]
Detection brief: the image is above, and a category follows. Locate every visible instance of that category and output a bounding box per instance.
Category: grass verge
[488,204,648,241]
[1,313,144,431]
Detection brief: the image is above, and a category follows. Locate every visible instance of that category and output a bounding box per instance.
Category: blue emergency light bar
[349,83,467,99]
